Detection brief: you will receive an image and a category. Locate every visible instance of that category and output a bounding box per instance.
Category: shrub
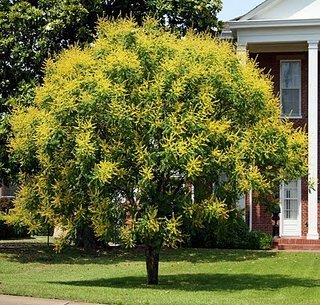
[187,218,219,248]
[187,210,252,249]
[216,212,250,249]
[248,230,273,250]
[188,212,273,250]
[0,214,29,239]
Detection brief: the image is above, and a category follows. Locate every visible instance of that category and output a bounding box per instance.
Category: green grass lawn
[0,238,320,305]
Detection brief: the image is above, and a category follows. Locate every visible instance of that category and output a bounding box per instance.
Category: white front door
[280,180,301,237]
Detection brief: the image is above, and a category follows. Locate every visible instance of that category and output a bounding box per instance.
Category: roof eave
[229,18,320,30]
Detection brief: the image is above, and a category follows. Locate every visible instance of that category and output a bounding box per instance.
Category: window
[280,61,301,117]
[283,180,299,220]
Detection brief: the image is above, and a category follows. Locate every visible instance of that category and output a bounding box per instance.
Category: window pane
[283,180,299,220]
[281,61,301,117]
[281,62,300,88]
[284,188,297,199]
[289,188,297,199]
[285,189,293,199]
[284,199,298,220]
[281,89,300,116]
[286,181,298,188]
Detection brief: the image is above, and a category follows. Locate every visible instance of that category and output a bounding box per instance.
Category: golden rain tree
[9,18,307,285]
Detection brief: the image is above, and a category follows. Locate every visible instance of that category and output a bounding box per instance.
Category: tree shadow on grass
[50,273,320,292]
[0,244,278,265]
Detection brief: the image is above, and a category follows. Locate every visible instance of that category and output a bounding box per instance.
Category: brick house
[229,0,320,242]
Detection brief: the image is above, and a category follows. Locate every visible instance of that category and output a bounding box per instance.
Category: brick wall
[244,194,273,234]
[252,200,273,234]
[248,51,320,237]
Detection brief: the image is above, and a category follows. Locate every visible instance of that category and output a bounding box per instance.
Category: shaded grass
[52,273,319,291]
[0,238,320,305]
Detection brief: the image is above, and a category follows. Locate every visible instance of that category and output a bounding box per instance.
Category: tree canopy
[1,0,222,99]
[1,0,107,183]
[9,18,307,284]
[0,0,222,186]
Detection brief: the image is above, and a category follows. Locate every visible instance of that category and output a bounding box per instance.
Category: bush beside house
[188,211,272,250]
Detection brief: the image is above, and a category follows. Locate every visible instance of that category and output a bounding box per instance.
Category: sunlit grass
[0,238,320,305]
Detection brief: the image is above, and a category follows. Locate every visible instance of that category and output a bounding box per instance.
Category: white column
[307,40,319,240]
[249,189,253,232]
[237,43,247,64]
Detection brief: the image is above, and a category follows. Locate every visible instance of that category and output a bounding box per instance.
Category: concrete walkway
[0,295,103,305]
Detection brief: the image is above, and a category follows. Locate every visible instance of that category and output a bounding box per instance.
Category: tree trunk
[75,224,97,250]
[145,244,160,285]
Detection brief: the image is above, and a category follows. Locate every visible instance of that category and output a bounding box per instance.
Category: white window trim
[279,60,302,119]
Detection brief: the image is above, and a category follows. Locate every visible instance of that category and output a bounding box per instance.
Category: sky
[218,0,265,21]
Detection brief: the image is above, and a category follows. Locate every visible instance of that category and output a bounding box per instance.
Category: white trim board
[234,26,320,45]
